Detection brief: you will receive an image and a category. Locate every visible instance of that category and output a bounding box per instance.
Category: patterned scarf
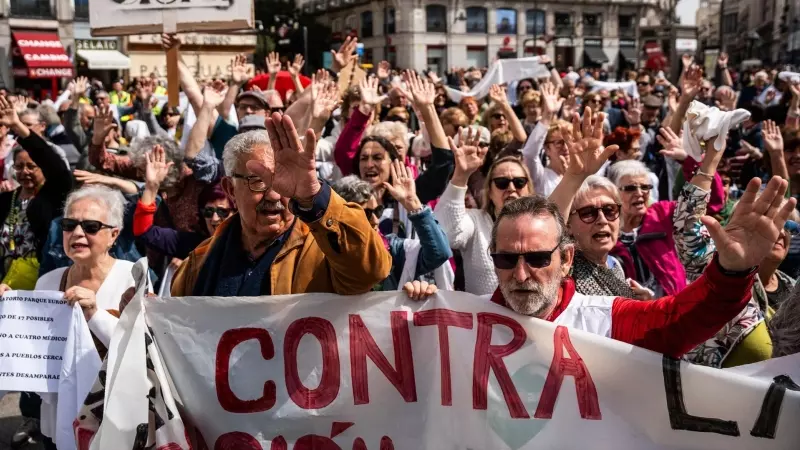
[570,251,636,298]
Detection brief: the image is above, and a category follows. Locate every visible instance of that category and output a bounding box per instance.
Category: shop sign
[15,67,75,78]
[620,39,636,48]
[76,39,119,51]
[584,39,602,47]
[127,33,257,47]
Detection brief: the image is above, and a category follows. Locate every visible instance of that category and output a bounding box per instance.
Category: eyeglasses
[231,173,268,192]
[202,206,232,219]
[62,219,115,235]
[637,81,650,87]
[571,204,621,224]
[545,139,566,147]
[491,113,506,120]
[492,177,528,190]
[490,246,560,270]
[13,163,39,172]
[621,184,653,193]
[364,205,385,220]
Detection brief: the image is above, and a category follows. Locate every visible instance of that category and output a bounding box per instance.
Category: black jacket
[0,132,74,259]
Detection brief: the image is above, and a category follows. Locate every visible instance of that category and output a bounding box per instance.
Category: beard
[500,274,563,318]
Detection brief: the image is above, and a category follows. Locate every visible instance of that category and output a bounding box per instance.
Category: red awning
[12,31,74,78]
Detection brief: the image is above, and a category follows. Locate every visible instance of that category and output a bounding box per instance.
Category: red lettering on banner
[413,309,473,406]
[349,312,417,404]
[284,317,341,409]
[156,444,183,450]
[294,435,342,449]
[352,438,367,450]
[472,313,529,418]
[534,325,601,420]
[379,436,395,450]
[215,328,276,413]
[270,436,287,450]
[214,431,263,450]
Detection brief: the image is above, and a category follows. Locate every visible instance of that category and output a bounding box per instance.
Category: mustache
[506,279,543,293]
[256,198,285,214]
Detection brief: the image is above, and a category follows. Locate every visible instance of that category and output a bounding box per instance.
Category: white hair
[128,135,184,189]
[607,160,652,187]
[574,175,621,206]
[222,130,271,176]
[64,185,126,228]
[367,121,408,146]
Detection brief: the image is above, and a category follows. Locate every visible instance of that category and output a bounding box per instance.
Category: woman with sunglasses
[521,83,569,197]
[434,128,533,295]
[481,84,527,144]
[332,169,452,291]
[132,147,235,260]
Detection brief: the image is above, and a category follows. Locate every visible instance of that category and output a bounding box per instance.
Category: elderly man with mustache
[171,113,391,296]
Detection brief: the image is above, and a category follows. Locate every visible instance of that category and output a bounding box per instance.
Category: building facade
[299,0,664,73]
[719,0,796,65]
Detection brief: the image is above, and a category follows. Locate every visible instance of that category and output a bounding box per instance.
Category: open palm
[702,177,796,271]
[448,128,487,177]
[257,113,320,201]
[762,120,783,153]
[359,76,386,106]
[144,145,174,188]
[562,108,616,177]
[383,160,419,208]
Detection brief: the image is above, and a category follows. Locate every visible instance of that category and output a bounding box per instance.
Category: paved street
[0,394,43,450]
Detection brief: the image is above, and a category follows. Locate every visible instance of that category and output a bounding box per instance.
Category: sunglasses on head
[491,113,506,120]
[203,206,232,219]
[572,204,621,224]
[490,246,560,270]
[364,205,385,220]
[492,177,527,190]
[62,219,114,235]
[385,115,408,123]
[621,184,653,193]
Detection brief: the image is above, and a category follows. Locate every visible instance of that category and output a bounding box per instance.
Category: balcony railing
[619,27,636,38]
[10,0,54,18]
[583,24,602,36]
[555,25,573,36]
[75,2,90,20]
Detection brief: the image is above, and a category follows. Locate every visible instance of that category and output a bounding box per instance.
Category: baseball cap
[238,115,266,132]
[642,95,663,109]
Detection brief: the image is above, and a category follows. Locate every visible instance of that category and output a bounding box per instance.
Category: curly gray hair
[606,160,652,187]
[769,283,800,358]
[129,135,184,189]
[331,175,373,204]
[222,130,271,176]
[64,185,126,228]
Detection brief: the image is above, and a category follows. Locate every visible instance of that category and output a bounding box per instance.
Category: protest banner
[0,291,76,392]
[444,57,550,103]
[77,261,800,450]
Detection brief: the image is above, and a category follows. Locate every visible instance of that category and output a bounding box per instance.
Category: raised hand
[383,159,422,212]
[656,127,687,161]
[267,52,282,75]
[288,54,305,78]
[144,145,174,191]
[0,95,20,128]
[680,65,703,99]
[623,97,642,126]
[231,53,249,84]
[377,60,391,79]
[681,53,693,71]
[74,170,110,186]
[314,68,330,85]
[701,177,796,271]
[763,120,783,154]
[359,76,387,109]
[311,79,340,121]
[202,85,225,110]
[161,33,181,51]
[91,105,117,145]
[667,87,680,113]
[331,36,358,72]
[716,87,736,111]
[539,54,552,65]
[405,70,435,106]
[717,52,728,68]
[540,82,564,120]
[448,127,489,183]
[561,108,617,178]
[73,76,89,98]
[254,112,320,202]
[488,84,507,105]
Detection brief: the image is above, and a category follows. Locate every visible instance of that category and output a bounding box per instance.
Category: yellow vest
[110,91,133,122]
[152,86,168,116]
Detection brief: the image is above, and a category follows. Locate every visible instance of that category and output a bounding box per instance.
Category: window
[427,46,446,74]
[361,11,374,38]
[345,15,357,32]
[426,4,447,32]
[332,18,343,33]
[466,7,487,33]
[583,13,601,36]
[385,7,396,34]
[555,12,572,36]
[75,0,89,19]
[496,8,517,34]
[10,0,54,18]
[618,14,635,37]
[466,47,488,68]
[526,9,545,36]
[723,13,737,34]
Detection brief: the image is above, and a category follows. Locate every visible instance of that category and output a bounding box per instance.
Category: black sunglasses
[364,205,385,220]
[621,184,653,193]
[491,113,506,120]
[62,219,115,234]
[203,206,232,219]
[490,246,560,270]
[385,115,408,123]
[572,204,621,224]
[492,177,528,190]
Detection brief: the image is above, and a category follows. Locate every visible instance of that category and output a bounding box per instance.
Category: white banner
[78,261,800,450]
[0,291,74,392]
[445,57,550,103]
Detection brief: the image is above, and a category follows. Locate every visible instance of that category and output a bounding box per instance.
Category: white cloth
[433,183,498,295]
[589,80,640,99]
[445,57,550,103]
[521,122,562,197]
[398,238,455,291]
[779,71,800,84]
[682,101,751,161]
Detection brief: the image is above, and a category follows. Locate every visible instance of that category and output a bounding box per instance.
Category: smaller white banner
[116,0,231,11]
[0,290,73,392]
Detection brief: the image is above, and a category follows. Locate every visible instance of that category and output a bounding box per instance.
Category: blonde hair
[481,103,506,130]
[441,107,468,128]
[520,90,542,108]
[481,156,535,217]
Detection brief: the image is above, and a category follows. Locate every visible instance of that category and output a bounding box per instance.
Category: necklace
[6,190,23,252]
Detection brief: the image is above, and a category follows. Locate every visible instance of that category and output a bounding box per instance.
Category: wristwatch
[714,255,757,278]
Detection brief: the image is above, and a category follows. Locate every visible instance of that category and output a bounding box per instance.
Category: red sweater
[490,258,755,358]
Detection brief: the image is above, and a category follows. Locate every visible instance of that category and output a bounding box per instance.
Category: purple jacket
[611,201,686,296]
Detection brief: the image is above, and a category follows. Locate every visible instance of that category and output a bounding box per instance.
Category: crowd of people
[2,33,800,448]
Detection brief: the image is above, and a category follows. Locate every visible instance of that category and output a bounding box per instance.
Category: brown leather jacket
[171,190,392,296]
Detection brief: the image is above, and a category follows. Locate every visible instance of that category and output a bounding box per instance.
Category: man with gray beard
[486,174,796,358]
[171,113,391,296]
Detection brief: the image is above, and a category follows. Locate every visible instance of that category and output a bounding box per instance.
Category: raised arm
[334,76,383,175]
[220,54,247,118]
[330,36,358,76]
[523,83,562,194]
[185,88,223,160]
[162,33,203,114]
[763,120,789,181]
[266,52,281,91]
[539,55,563,89]
[89,105,137,178]
[73,170,139,195]
[717,53,733,87]
[488,84,527,143]
[287,54,306,93]
[308,73,340,139]
[670,65,703,133]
